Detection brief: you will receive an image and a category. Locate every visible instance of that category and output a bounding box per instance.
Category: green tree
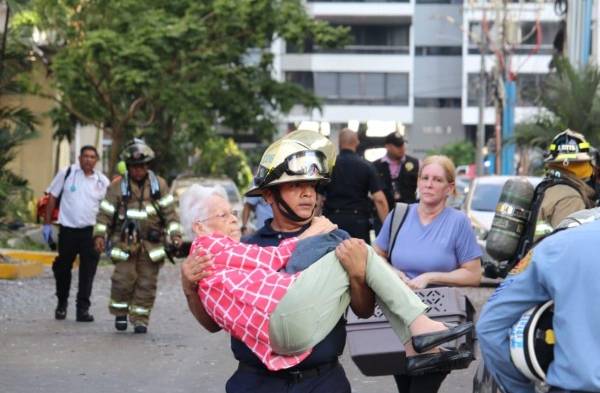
[192,137,253,191]
[427,141,475,167]
[0,13,39,222]
[19,0,348,175]
[515,57,600,150]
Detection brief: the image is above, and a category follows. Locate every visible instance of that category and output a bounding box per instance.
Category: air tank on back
[486,178,535,262]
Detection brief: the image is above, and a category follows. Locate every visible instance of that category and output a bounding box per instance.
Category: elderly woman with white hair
[179,184,474,373]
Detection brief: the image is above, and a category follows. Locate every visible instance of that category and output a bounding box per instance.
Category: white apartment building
[273,0,560,159]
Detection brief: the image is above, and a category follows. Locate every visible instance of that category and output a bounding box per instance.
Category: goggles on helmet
[256,150,329,187]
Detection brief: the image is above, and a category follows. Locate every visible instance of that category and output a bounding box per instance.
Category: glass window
[467,73,494,107]
[386,74,409,102]
[340,73,361,98]
[471,183,504,212]
[364,74,385,99]
[315,73,338,98]
[286,72,313,91]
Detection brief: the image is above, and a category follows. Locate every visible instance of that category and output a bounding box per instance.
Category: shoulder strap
[387,202,409,258]
[147,170,161,200]
[57,166,73,202]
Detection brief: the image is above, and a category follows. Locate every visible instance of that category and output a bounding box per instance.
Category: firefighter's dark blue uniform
[225,219,350,393]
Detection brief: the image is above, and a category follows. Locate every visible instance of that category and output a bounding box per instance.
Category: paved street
[0,263,494,393]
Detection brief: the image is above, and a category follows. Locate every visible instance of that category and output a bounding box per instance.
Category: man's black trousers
[326,212,371,244]
[52,225,100,312]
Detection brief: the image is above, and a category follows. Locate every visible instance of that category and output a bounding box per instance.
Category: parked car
[463,175,543,241]
[170,176,243,240]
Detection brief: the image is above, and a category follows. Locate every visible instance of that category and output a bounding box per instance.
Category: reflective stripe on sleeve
[145,204,157,216]
[167,222,183,236]
[157,194,175,208]
[99,200,116,215]
[110,248,130,262]
[93,223,107,236]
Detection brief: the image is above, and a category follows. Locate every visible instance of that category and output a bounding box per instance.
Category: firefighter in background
[93,139,182,333]
[531,129,596,241]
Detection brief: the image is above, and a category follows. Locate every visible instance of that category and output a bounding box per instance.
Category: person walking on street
[373,132,419,231]
[181,130,376,393]
[323,128,389,243]
[93,139,182,333]
[43,145,110,322]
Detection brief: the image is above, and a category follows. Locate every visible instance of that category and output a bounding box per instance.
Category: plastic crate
[346,286,475,376]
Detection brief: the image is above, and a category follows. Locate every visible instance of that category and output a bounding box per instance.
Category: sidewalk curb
[0,248,58,265]
[0,261,45,280]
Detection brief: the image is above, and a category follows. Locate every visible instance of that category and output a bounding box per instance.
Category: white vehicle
[463,175,543,241]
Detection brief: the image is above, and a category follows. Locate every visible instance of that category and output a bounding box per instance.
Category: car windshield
[471,183,503,212]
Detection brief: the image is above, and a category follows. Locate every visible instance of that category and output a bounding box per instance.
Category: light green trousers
[269,246,427,355]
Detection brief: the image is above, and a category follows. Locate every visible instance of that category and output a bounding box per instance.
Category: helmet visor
[256,150,329,188]
[284,150,328,176]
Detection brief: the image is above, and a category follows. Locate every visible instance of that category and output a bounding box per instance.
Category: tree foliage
[427,141,475,167]
[515,57,600,149]
[192,137,253,191]
[0,17,39,222]
[18,0,349,175]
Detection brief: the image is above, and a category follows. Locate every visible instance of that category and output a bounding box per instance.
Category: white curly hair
[179,184,228,240]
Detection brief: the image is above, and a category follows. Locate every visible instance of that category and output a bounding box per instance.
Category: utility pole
[500,0,515,175]
[476,10,487,177]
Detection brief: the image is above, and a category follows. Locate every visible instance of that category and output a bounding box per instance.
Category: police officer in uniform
[530,129,596,242]
[181,130,375,393]
[373,132,419,231]
[93,139,182,333]
[323,128,389,243]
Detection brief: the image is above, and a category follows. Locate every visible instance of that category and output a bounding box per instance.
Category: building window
[415,46,462,56]
[416,0,463,4]
[468,21,559,55]
[414,97,462,108]
[467,73,495,107]
[517,73,546,107]
[287,24,410,54]
[286,71,409,105]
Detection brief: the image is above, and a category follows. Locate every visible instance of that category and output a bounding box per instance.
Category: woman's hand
[298,216,338,240]
[181,248,214,296]
[335,238,368,282]
[407,273,432,290]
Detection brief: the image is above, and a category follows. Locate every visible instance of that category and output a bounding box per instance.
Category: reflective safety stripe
[167,222,183,236]
[129,305,151,316]
[580,142,590,149]
[145,203,157,216]
[535,221,554,237]
[100,200,116,215]
[126,209,148,220]
[94,223,107,236]
[157,194,175,208]
[148,247,166,262]
[110,300,129,310]
[110,248,130,261]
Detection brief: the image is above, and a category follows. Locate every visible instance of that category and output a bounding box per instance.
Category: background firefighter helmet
[245,130,336,196]
[544,129,592,165]
[121,138,155,165]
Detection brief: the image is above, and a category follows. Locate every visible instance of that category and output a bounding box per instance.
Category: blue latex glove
[42,224,53,243]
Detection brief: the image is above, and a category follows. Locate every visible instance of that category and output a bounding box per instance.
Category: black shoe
[133,324,147,334]
[406,349,474,376]
[55,305,67,320]
[412,322,474,353]
[76,310,94,322]
[115,316,128,331]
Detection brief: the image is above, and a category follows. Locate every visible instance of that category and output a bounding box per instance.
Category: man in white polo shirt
[43,145,110,322]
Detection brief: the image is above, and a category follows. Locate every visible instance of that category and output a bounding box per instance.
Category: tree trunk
[108,127,125,179]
